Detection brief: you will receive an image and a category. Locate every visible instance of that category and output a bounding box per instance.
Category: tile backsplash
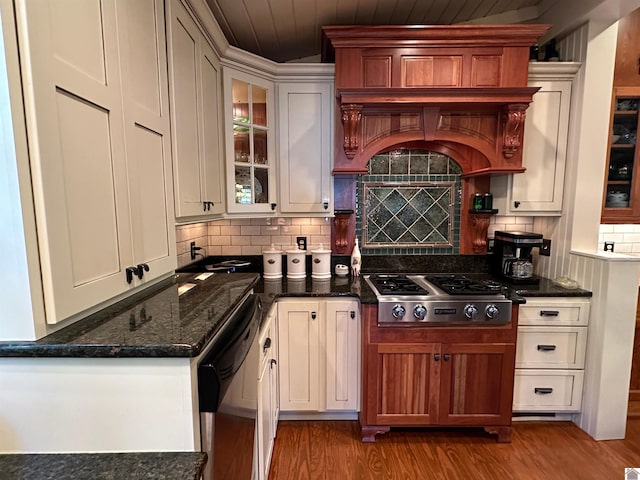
[598,224,640,253]
[176,215,531,269]
[176,217,332,269]
[488,216,535,238]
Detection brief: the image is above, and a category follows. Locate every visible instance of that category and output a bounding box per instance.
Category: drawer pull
[539,310,559,317]
[537,344,557,352]
[534,387,553,395]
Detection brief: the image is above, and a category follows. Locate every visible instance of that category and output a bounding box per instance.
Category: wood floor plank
[268,420,640,479]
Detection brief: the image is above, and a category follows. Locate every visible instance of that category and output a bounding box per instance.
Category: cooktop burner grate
[368,274,430,296]
[425,275,506,296]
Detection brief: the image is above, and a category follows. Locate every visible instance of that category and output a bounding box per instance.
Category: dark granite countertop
[0,272,259,358]
[254,271,591,312]
[0,452,206,480]
[0,254,590,358]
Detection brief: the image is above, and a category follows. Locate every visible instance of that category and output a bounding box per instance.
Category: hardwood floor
[268,419,640,479]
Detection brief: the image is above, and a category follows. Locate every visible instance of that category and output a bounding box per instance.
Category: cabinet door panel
[511,80,569,211]
[278,302,320,411]
[49,0,107,85]
[278,82,332,213]
[56,92,123,286]
[200,41,225,214]
[168,3,202,216]
[117,0,176,277]
[17,0,132,323]
[440,343,515,425]
[325,300,359,410]
[372,344,440,425]
[402,56,462,87]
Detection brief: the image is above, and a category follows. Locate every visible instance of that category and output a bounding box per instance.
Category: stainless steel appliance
[490,231,544,285]
[364,274,512,325]
[198,293,262,480]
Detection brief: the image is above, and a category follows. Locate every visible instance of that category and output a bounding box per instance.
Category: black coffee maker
[490,231,544,285]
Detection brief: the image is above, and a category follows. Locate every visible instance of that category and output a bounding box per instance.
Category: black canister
[483,193,493,210]
[473,193,484,210]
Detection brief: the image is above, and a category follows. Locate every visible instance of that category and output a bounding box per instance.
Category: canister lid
[262,243,282,254]
[286,246,306,254]
[311,243,331,254]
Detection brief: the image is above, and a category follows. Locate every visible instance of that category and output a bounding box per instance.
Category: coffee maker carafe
[490,231,544,285]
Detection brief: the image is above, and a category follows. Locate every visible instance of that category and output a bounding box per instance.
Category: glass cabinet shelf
[602,89,640,222]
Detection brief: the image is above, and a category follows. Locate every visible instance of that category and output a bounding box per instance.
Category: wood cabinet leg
[361,425,390,443]
[484,426,512,443]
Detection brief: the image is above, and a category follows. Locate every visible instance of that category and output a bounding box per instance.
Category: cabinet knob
[323,202,328,210]
[125,266,140,284]
[350,311,355,319]
[514,200,520,208]
[271,203,277,211]
[434,354,440,362]
[270,359,277,369]
[263,337,272,353]
[443,354,451,362]
[136,263,149,279]
[311,311,317,320]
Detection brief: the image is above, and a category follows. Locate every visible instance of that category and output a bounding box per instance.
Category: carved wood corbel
[502,103,528,159]
[469,212,493,254]
[333,210,354,253]
[341,104,362,159]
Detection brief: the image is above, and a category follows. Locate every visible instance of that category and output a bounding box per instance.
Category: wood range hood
[323,25,550,254]
[323,25,550,175]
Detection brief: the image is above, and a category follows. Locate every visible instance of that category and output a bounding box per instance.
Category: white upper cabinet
[223,68,277,214]
[278,82,333,214]
[167,0,225,218]
[15,0,175,324]
[491,63,581,216]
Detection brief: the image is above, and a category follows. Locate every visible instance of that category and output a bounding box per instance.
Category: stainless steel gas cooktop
[365,274,512,325]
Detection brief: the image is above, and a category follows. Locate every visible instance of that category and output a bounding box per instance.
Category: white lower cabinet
[257,304,278,480]
[278,298,360,414]
[513,298,590,413]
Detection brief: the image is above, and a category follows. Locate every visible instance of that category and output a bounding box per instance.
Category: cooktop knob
[485,304,500,319]
[463,304,479,320]
[392,304,406,319]
[413,304,427,320]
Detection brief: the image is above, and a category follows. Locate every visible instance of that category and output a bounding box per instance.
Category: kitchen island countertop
[0,452,207,480]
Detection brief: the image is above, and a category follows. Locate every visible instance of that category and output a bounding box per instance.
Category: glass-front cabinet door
[602,87,640,223]
[224,69,276,213]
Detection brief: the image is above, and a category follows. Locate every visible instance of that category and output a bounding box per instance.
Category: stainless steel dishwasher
[198,293,262,480]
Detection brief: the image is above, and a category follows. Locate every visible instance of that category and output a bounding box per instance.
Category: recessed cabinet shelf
[602,88,640,223]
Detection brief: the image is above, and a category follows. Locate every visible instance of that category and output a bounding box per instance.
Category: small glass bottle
[483,192,493,210]
[473,193,484,210]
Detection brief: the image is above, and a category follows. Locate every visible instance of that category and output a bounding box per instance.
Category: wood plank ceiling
[203,0,635,63]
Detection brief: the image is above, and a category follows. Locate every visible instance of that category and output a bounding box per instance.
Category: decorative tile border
[356,150,462,255]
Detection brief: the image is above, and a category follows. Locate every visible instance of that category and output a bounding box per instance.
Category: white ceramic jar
[286,247,306,279]
[262,244,283,279]
[311,244,332,279]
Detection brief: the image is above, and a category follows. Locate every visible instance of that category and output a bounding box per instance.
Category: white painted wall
[534,19,640,440]
[0,357,198,453]
[0,0,46,340]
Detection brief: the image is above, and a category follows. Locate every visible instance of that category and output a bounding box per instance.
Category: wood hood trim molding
[336,87,540,170]
[324,24,549,176]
